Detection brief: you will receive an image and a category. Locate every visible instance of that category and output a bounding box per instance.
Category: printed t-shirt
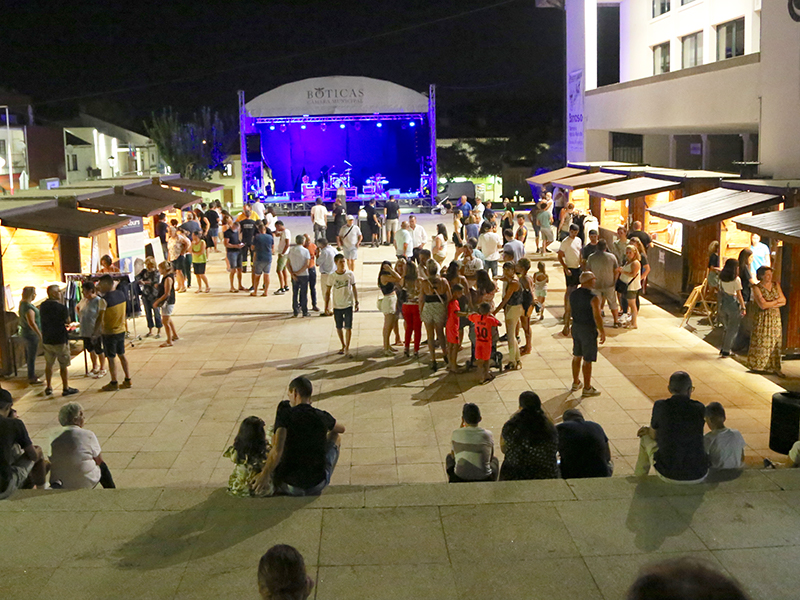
[239,218,257,245]
[469,313,501,360]
[446,298,461,344]
[329,270,356,309]
[102,289,127,335]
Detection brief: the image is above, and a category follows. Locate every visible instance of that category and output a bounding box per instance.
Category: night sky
[2,0,565,136]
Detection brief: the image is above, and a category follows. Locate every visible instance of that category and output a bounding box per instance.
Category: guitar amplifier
[363,185,376,194]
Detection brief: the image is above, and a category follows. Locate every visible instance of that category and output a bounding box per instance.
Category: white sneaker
[91,369,107,379]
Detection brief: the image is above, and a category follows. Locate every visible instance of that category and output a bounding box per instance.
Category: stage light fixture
[279,124,287,133]
[376,122,383,128]
[409,121,416,127]
[301,124,306,129]
[269,125,276,131]
[340,123,346,129]
[320,123,327,132]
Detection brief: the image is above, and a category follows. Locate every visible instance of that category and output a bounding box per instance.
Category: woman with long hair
[494,262,524,370]
[433,223,448,265]
[707,241,721,291]
[377,261,402,356]
[418,258,451,371]
[401,261,422,358]
[629,237,650,295]
[619,245,641,329]
[153,261,178,347]
[717,258,746,357]
[190,231,210,293]
[748,266,786,376]
[499,391,560,480]
[516,258,535,353]
[224,416,271,497]
[136,256,162,338]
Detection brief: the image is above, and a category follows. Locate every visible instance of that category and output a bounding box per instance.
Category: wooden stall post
[781,243,800,352]
[589,195,601,223]
[682,222,720,291]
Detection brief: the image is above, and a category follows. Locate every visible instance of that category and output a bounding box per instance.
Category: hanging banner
[116,217,147,275]
[567,69,585,154]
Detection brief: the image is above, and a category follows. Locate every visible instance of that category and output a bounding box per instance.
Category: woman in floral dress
[499,391,560,480]
[748,266,786,376]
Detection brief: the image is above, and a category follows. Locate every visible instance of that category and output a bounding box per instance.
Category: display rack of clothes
[64,272,142,345]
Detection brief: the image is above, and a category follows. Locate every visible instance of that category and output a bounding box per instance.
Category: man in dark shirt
[251,222,274,296]
[581,229,600,265]
[224,220,245,292]
[569,272,605,398]
[254,376,345,496]
[384,195,400,246]
[155,213,169,257]
[627,221,652,249]
[204,205,220,251]
[239,209,258,275]
[0,390,46,499]
[635,371,708,482]
[557,408,612,478]
[40,285,78,397]
[364,198,380,247]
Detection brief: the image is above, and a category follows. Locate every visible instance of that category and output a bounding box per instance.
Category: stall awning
[722,179,800,196]
[587,177,681,201]
[1,206,129,237]
[78,193,174,217]
[647,188,782,226]
[733,207,800,244]
[164,178,224,193]
[644,168,739,183]
[0,198,58,219]
[526,167,586,187]
[551,172,626,191]
[128,184,202,210]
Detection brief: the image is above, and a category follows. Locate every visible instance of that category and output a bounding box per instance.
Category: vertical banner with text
[567,69,585,155]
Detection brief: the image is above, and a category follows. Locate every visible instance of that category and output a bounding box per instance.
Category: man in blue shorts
[251,222,274,296]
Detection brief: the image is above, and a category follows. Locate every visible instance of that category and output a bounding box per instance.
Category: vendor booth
[550,171,627,216]
[239,76,436,212]
[525,167,586,198]
[646,187,783,298]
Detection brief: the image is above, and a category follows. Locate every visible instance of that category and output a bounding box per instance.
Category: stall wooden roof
[0,206,129,238]
[600,165,653,176]
[567,161,636,170]
[644,168,739,182]
[587,177,681,201]
[733,207,800,244]
[78,193,174,217]
[0,198,58,218]
[551,172,626,191]
[129,184,202,210]
[647,188,782,226]
[165,178,224,193]
[722,179,800,196]
[526,167,586,188]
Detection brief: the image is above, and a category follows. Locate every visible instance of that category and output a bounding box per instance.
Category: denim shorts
[227,250,243,270]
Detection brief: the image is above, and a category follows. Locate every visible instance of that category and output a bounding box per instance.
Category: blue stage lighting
[269,125,275,131]
[409,121,416,127]
[340,123,346,129]
[376,122,383,128]
[301,125,306,129]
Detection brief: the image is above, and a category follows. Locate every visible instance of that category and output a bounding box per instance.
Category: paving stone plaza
[3,215,800,599]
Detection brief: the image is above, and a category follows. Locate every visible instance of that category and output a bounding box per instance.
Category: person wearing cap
[0,390,47,499]
[446,403,499,482]
[569,271,604,398]
[337,214,362,272]
[557,408,612,479]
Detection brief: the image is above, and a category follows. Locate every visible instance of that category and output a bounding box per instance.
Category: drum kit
[324,165,389,196]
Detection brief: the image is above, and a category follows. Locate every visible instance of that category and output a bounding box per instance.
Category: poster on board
[567,69,584,155]
[116,217,148,275]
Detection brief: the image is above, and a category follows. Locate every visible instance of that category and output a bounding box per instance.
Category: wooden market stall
[734,202,800,353]
[550,171,627,216]
[525,167,586,197]
[586,177,682,242]
[646,188,783,298]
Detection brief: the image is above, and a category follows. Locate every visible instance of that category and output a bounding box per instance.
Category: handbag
[615,278,628,295]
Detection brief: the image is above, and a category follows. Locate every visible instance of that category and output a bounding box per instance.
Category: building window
[653,42,670,75]
[68,154,78,172]
[222,163,234,178]
[0,140,6,155]
[717,17,745,60]
[611,133,643,164]
[653,0,670,18]
[682,31,703,68]
[681,0,696,5]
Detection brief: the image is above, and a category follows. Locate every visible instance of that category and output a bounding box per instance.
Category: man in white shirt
[49,401,114,489]
[250,201,266,221]
[316,238,337,316]
[408,214,429,263]
[337,214,362,271]
[287,235,312,317]
[474,198,485,220]
[704,402,745,470]
[274,221,292,295]
[395,220,414,260]
[502,228,525,262]
[310,198,328,243]
[557,223,583,336]
[457,243,484,284]
[329,253,359,357]
[446,403,498,482]
[477,223,503,277]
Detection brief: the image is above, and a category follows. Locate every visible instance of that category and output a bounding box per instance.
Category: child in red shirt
[446,284,465,373]
[468,302,501,383]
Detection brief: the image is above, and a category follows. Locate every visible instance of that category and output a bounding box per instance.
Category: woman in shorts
[153,261,178,347]
[377,261,403,356]
[418,259,451,371]
[190,231,210,293]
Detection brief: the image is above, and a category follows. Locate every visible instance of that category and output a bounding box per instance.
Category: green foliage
[145,108,236,180]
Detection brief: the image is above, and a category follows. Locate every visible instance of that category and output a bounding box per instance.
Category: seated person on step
[446,403,499,482]
[703,402,745,471]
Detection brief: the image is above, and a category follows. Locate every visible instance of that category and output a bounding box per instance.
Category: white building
[62,114,161,185]
[566,0,800,178]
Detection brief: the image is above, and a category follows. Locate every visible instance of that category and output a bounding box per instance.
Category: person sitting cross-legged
[634,371,708,483]
[254,376,345,496]
[49,401,115,489]
[556,408,613,479]
[446,403,499,482]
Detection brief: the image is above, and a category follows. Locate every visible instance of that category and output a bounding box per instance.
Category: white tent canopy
[245,76,429,118]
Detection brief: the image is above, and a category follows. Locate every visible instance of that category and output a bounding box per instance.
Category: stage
[239,76,437,209]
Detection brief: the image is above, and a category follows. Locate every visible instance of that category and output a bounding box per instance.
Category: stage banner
[567,69,585,155]
[116,217,147,275]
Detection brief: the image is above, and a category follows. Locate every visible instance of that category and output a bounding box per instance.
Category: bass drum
[330,177,346,188]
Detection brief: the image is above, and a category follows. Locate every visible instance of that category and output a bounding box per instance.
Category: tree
[145,107,236,180]
[437,141,478,180]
